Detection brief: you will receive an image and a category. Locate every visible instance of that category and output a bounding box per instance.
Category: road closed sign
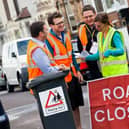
[88,74,129,129]
[39,86,68,117]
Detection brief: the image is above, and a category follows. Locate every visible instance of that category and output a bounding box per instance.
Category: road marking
[6,87,89,121]
[7,103,37,121]
[0,91,8,95]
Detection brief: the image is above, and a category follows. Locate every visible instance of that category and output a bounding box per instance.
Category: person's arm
[32,48,58,73]
[77,36,83,53]
[85,50,99,61]
[72,50,80,71]
[45,40,54,55]
[103,32,124,57]
[72,49,84,82]
[111,32,124,56]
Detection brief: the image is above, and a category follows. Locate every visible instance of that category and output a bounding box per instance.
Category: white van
[2,37,31,92]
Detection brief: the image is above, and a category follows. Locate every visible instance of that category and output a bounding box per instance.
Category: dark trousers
[83,61,102,81]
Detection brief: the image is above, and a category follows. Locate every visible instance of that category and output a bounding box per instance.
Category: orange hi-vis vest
[27,40,57,81]
[47,32,77,82]
[78,24,88,70]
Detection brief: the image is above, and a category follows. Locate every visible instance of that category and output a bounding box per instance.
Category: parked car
[0,66,6,90]
[2,37,31,92]
[0,100,10,129]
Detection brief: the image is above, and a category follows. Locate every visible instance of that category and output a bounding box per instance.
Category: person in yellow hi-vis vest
[83,12,128,77]
[46,12,84,129]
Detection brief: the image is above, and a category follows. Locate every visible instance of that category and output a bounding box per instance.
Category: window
[17,40,29,55]
[83,0,93,5]
[0,17,3,28]
[69,16,77,31]
[14,29,21,39]
[89,0,128,13]
[25,22,30,36]
[104,0,128,12]
[65,2,77,33]
[94,0,104,12]
[39,14,44,21]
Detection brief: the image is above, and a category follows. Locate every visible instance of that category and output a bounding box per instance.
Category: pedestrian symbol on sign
[53,90,62,102]
[39,86,68,116]
[45,90,63,108]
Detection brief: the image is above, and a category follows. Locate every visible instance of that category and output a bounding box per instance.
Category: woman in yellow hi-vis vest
[83,12,128,77]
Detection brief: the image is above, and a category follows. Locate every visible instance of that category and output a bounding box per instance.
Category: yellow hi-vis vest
[27,40,57,81]
[47,32,77,82]
[98,27,128,77]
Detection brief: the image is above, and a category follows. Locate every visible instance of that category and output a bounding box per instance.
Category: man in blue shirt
[28,21,65,76]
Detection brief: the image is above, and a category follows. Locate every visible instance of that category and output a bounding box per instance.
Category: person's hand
[80,57,86,61]
[77,71,84,83]
[58,64,69,71]
[103,49,112,58]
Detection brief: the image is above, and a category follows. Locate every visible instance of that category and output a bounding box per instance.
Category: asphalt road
[0,86,91,129]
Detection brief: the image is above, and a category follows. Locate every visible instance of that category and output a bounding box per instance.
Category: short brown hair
[82,4,96,14]
[30,21,45,37]
[47,12,63,25]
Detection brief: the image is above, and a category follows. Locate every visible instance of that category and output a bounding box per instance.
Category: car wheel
[5,79,14,93]
[18,75,26,91]
[2,85,6,90]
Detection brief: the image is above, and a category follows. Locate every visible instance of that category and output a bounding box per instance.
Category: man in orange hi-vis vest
[77,5,102,80]
[27,21,66,82]
[46,12,84,129]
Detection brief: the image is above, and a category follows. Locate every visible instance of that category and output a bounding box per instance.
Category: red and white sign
[39,86,68,117]
[45,90,64,108]
[88,74,129,129]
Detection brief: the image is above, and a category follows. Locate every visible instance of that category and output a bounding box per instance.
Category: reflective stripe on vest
[78,24,88,70]
[98,27,114,59]
[27,40,56,80]
[27,41,43,80]
[101,60,127,67]
[28,45,39,68]
[98,27,128,77]
[78,24,88,49]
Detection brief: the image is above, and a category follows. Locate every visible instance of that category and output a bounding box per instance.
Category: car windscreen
[17,40,29,55]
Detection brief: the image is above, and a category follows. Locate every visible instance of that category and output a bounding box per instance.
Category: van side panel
[2,37,31,88]
[2,42,19,85]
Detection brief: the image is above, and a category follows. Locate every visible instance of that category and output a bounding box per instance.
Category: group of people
[77,4,128,78]
[27,4,128,129]
[27,11,83,129]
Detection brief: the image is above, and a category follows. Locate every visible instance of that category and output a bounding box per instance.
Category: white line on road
[6,87,89,121]
[7,103,37,121]
[0,91,8,95]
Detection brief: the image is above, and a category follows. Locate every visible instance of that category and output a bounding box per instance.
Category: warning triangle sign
[45,91,63,108]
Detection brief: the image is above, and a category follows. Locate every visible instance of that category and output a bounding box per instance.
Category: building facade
[56,0,129,36]
[85,0,129,28]
[0,0,129,63]
[35,0,57,26]
[0,0,57,63]
[56,0,83,35]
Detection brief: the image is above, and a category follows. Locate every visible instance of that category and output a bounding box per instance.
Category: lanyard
[85,25,95,42]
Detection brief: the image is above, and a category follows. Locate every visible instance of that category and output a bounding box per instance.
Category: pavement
[5,86,91,129]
